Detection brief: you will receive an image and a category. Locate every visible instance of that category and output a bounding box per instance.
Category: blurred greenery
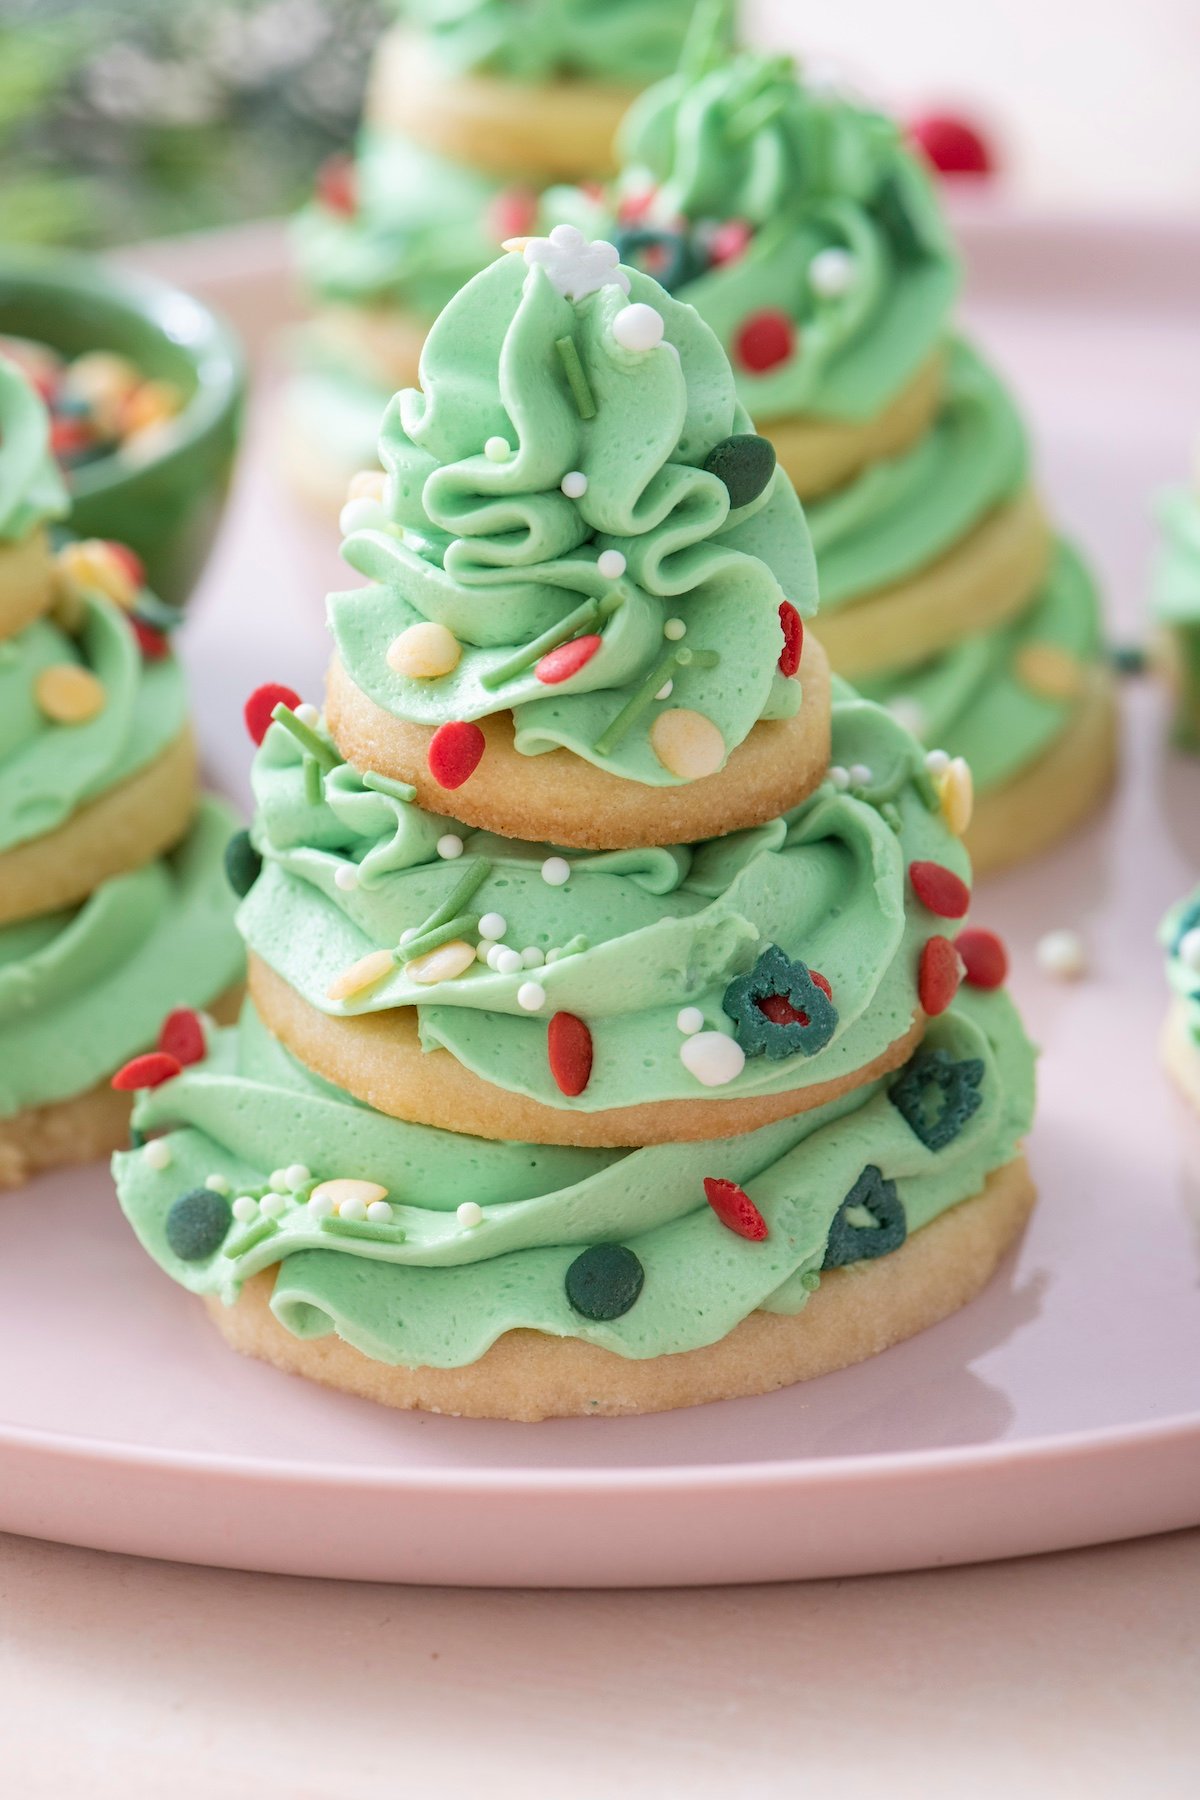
[0,0,389,246]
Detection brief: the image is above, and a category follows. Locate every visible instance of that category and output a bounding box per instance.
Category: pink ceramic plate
[1,217,1198,1587]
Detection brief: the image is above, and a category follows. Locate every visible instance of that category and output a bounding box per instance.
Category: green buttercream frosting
[1162,886,1200,1048]
[860,541,1104,795]
[240,684,967,1112]
[550,49,958,422]
[1153,485,1200,629]
[113,982,1033,1365]
[0,358,69,543]
[0,798,244,1116]
[395,0,700,83]
[807,340,1026,610]
[0,590,188,855]
[333,248,816,786]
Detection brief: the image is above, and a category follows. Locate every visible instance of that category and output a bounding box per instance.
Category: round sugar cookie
[248,953,923,1149]
[1163,999,1200,1117]
[0,528,56,641]
[367,27,636,180]
[0,728,197,928]
[964,670,1117,877]
[324,631,832,851]
[204,1155,1035,1420]
[768,351,947,503]
[0,985,242,1192]
[816,487,1053,681]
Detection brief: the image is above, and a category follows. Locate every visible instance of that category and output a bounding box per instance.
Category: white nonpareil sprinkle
[367,1200,393,1223]
[1036,929,1088,980]
[232,1196,259,1223]
[142,1139,172,1171]
[308,1192,335,1218]
[485,942,504,968]
[517,980,547,1011]
[476,941,493,963]
[436,834,464,860]
[260,1193,287,1220]
[457,1201,484,1229]
[849,762,873,786]
[541,856,571,887]
[294,701,320,728]
[612,302,666,352]
[679,1031,746,1088]
[597,549,626,580]
[655,680,674,701]
[268,1168,290,1192]
[484,436,511,462]
[663,618,686,641]
[561,470,588,499]
[677,1006,704,1035]
[545,947,562,964]
[338,1196,368,1223]
[334,865,359,891]
[1180,928,1200,973]
[829,765,851,790]
[205,1174,230,1195]
[521,946,545,968]
[400,927,418,945]
[284,1163,311,1189]
[338,495,384,537]
[925,748,951,777]
[808,246,857,298]
[494,948,523,976]
[478,912,507,940]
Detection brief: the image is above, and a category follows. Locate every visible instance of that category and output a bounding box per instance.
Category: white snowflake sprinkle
[523,225,630,303]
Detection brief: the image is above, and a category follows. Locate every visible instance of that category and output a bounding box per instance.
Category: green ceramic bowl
[0,248,245,606]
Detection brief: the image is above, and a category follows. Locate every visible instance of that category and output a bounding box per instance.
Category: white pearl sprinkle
[142,1138,172,1171]
[484,436,511,463]
[485,942,505,968]
[849,762,873,786]
[561,470,588,499]
[521,945,545,968]
[1180,928,1200,973]
[517,980,547,1011]
[232,1196,259,1223]
[664,618,686,641]
[284,1163,311,1189]
[437,834,464,860]
[613,302,666,352]
[925,749,951,777]
[809,246,857,298]
[495,948,523,975]
[541,856,571,887]
[338,495,384,537]
[400,927,418,945]
[1036,929,1087,980]
[476,941,493,962]
[366,1200,393,1223]
[260,1193,287,1220]
[677,1006,704,1035]
[679,1031,746,1088]
[309,1192,335,1218]
[457,1201,484,1229]
[268,1168,290,1192]
[597,549,626,580]
[655,680,673,701]
[829,765,851,790]
[334,865,359,891]
[478,912,507,940]
[338,1196,368,1222]
[294,702,320,728]
[545,947,562,964]
[205,1174,230,1195]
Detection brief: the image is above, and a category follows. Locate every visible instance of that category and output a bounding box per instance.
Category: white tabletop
[2,1526,1197,1796]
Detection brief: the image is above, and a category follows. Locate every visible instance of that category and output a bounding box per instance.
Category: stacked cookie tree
[0,359,243,1188]
[553,43,1116,874]
[115,237,1036,1421]
[285,0,708,511]
[1152,450,1200,750]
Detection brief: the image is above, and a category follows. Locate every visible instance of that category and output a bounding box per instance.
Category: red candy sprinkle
[909,860,971,920]
[955,927,1009,990]
[51,417,91,458]
[535,634,602,685]
[316,152,357,215]
[548,1012,593,1097]
[111,1051,183,1093]
[105,541,145,589]
[709,219,753,266]
[703,1176,769,1242]
[918,936,963,1017]
[158,1008,206,1067]
[131,618,170,661]
[812,970,832,999]
[244,682,300,747]
[617,186,656,225]
[428,720,486,789]
[778,602,803,677]
[735,309,795,373]
[486,186,539,241]
[908,112,995,177]
[756,969,830,1030]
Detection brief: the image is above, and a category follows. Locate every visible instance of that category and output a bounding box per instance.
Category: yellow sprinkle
[347,468,386,504]
[326,947,395,1002]
[935,757,974,836]
[55,539,138,611]
[649,708,726,780]
[386,621,462,680]
[62,351,140,435]
[405,939,477,985]
[121,377,184,436]
[310,1177,389,1213]
[35,663,106,724]
[501,236,531,253]
[1015,642,1085,700]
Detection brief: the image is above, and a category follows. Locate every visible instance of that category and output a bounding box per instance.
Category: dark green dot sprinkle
[703,434,777,509]
[165,1187,232,1262]
[224,829,262,898]
[565,1244,645,1321]
[128,1126,146,1150]
[1111,642,1148,676]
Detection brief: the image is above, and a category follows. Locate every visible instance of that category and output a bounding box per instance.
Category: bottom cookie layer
[204,1155,1034,1420]
[1162,1000,1200,1116]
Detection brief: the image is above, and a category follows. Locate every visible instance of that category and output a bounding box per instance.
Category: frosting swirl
[0,358,69,543]
[114,983,1033,1364]
[0,799,244,1116]
[395,0,701,83]
[1153,483,1200,629]
[1163,886,1200,1048]
[335,248,816,787]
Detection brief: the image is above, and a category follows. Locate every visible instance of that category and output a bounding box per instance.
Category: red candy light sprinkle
[111,1051,183,1093]
[548,1012,593,1097]
[244,682,300,747]
[703,1176,769,1242]
[735,309,795,374]
[617,187,657,225]
[486,186,539,241]
[535,634,602,686]
[428,720,486,789]
[909,860,971,919]
[158,1008,206,1067]
[918,936,963,1016]
[955,927,1009,990]
[709,219,753,266]
[778,602,804,677]
[105,541,145,589]
[908,112,995,178]
[131,618,170,661]
[316,152,357,215]
[759,994,808,1028]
